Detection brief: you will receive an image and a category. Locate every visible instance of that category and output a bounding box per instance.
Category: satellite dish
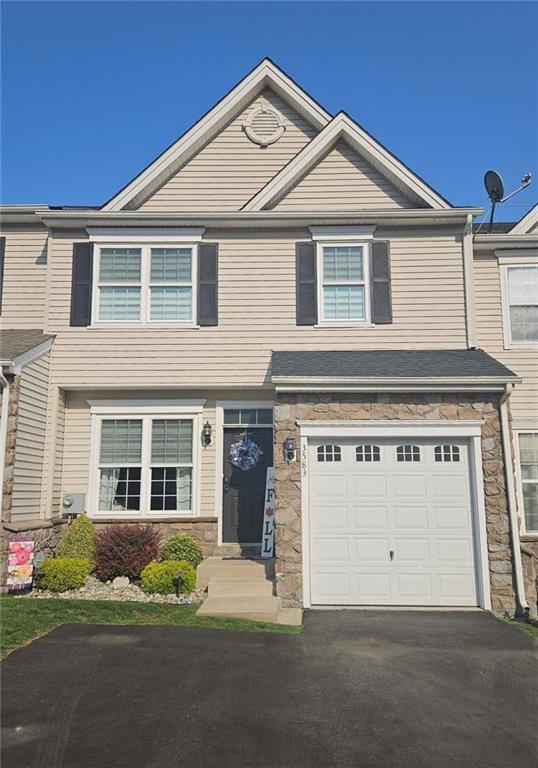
[484,170,504,203]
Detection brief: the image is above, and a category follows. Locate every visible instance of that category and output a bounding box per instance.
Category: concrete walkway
[2,610,537,767]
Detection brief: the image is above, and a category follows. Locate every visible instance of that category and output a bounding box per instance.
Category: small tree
[58,514,96,563]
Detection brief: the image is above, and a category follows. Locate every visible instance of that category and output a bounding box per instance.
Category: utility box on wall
[62,493,86,516]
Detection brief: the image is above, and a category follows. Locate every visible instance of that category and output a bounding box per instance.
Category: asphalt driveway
[2,610,537,768]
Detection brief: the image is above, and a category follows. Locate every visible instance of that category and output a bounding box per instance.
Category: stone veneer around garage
[273,392,521,617]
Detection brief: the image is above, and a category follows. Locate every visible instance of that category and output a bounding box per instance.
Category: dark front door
[222,427,274,544]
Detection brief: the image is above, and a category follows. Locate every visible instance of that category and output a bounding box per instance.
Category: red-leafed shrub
[94,524,161,582]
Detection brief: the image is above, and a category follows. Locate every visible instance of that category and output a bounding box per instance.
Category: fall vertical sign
[260,467,275,558]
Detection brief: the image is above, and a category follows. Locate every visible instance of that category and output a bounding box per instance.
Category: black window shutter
[0,236,5,313]
[70,242,94,327]
[198,242,218,326]
[370,241,392,324]
[296,242,317,325]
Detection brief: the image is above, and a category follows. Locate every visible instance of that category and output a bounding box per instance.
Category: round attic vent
[243,105,285,147]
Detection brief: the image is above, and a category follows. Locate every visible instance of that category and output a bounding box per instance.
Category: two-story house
[1,59,536,618]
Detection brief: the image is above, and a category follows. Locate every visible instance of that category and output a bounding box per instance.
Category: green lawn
[504,617,538,640]
[0,596,300,659]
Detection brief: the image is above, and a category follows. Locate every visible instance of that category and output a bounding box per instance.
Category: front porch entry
[221,407,274,546]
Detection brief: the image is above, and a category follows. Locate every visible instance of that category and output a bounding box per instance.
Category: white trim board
[1,337,54,373]
[87,227,205,243]
[298,421,490,611]
[102,59,331,212]
[510,203,538,235]
[243,112,451,211]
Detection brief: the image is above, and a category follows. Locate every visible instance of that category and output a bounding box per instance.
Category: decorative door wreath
[229,438,263,471]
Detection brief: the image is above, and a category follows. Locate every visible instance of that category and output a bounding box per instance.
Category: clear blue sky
[2,1,537,219]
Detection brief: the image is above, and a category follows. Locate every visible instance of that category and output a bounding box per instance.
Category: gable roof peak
[243,107,452,211]
[102,58,331,212]
[510,202,538,234]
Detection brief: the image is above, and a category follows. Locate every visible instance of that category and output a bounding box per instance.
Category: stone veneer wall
[274,392,518,616]
[90,518,218,557]
[2,375,20,523]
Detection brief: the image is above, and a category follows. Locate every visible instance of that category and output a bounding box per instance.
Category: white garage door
[309,437,479,606]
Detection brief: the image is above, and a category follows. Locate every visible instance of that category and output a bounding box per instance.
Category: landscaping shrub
[94,524,161,582]
[140,560,196,595]
[58,514,96,562]
[40,558,90,592]
[161,533,204,568]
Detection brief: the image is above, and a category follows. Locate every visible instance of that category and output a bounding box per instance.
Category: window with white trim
[319,244,369,322]
[95,414,196,516]
[356,445,381,462]
[95,245,196,324]
[503,264,538,344]
[518,432,538,532]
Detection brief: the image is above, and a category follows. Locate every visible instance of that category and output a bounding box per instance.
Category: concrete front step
[208,578,274,597]
[197,557,274,589]
[197,595,281,623]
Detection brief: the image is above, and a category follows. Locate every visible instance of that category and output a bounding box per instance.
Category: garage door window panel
[356,445,381,462]
[434,445,460,462]
[396,445,421,462]
[317,444,342,462]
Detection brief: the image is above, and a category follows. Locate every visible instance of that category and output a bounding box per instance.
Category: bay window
[90,404,201,517]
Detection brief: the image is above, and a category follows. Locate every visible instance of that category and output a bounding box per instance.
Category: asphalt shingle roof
[0,329,54,363]
[271,349,518,380]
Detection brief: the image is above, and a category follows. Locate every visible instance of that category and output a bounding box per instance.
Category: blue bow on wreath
[229,438,263,471]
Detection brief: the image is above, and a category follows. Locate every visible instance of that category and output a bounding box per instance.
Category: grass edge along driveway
[0,596,300,659]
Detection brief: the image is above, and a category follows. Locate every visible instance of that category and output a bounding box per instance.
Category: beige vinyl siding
[60,389,272,517]
[273,140,415,211]
[473,253,538,422]
[40,386,66,516]
[11,352,50,520]
[46,227,467,390]
[138,89,317,212]
[0,225,48,329]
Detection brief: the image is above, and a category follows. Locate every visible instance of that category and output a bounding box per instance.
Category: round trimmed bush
[58,514,96,563]
[140,560,196,595]
[40,558,90,592]
[161,534,203,568]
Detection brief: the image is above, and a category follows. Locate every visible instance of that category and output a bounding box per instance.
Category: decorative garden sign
[6,537,35,591]
[261,467,275,558]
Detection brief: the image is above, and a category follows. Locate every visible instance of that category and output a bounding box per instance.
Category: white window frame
[90,241,199,327]
[316,241,371,326]
[499,257,538,349]
[87,400,204,519]
[514,428,538,536]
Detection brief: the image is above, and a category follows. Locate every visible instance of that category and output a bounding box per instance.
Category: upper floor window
[502,264,538,345]
[94,245,196,324]
[518,432,538,533]
[319,244,370,323]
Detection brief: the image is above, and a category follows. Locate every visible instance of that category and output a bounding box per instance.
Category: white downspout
[499,383,528,615]
[0,368,10,522]
[463,213,477,349]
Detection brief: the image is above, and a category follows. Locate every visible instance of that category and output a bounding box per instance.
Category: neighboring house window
[94,244,196,324]
[318,244,370,323]
[502,264,538,344]
[518,432,538,532]
[93,412,197,516]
